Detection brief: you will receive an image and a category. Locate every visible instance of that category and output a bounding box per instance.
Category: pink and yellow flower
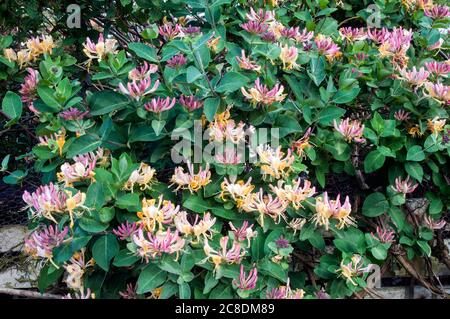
[137,196,181,232]
[170,162,211,193]
[334,118,366,143]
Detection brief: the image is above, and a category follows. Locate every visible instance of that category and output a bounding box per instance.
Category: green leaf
[308,56,326,86]
[113,249,140,267]
[179,282,191,299]
[259,259,287,282]
[89,91,129,116]
[203,97,220,122]
[186,66,202,83]
[362,192,389,217]
[136,264,167,294]
[364,150,385,173]
[417,240,431,257]
[406,145,425,162]
[183,194,246,220]
[405,162,423,182]
[92,234,119,271]
[2,170,27,184]
[66,135,102,158]
[332,86,360,104]
[215,72,249,93]
[128,42,158,63]
[37,86,61,110]
[316,106,345,125]
[371,245,388,260]
[2,91,22,120]
[209,284,233,299]
[115,193,141,212]
[151,119,166,136]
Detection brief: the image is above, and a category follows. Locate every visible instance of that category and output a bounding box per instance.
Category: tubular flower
[266,279,304,299]
[174,211,216,242]
[26,35,55,60]
[229,221,258,248]
[38,129,66,156]
[82,34,118,62]
[269,178,316,210]
[64,249,95,291]
[123,163,157,192]
[423,215,446,230]
[208,109,248,144]
[58,148,103,186]
[113,221,142,240]
[367,27,390,44]
[137,196,181,232]
[59,107,89,121]
[424,61,450,77]
[16,49,33,69]
[233,265,258,290]
[287,218,307,235]
[182,26,202,36]
[240,21,269,34]
[291,127,312,158]
[170,162,211,193]
[392,176,418,194]
[334,118,366,143]
[295,28,314,43]
[279,45,299,70]
[215,148,242,165]
[241,189,287,227]
[19,68,39,111]
[220,178,255,208]
[22,183,67,223]
[371,226,395,243]
[424,82,450,104]
[255,145,295,180]
[241,78,286,106]
[166,54,187,68]
[394,109,411,121]
[118,76,160,101]
[132,228,185,262]
[314,34,342,62]
[236,50,261,72]
[378,27,412,69]
[399,67,430,88]
[312,192,355,230]
[427,117,446,135]
[179,95,203,111]
[245,8,275,23]
[424,5,450,19]
[337,254,371,286]
[339,27,367,42]
[408,124,424,138]
[129,61,158,81]
[24,225,69,261]
[280,26,301,40]
[3,48,17,62]
[158,23,182,41]
[144,97,176,113]
[119,283,138,299]
[203,236,245,271]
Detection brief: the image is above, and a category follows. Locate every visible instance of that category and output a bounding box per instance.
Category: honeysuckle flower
[367,28,391,44]
[229,221,257,248]
[23,183,67,222]
[312,192,355,230]
[59,107,90,121]
[255,144,294,180]
[287,218,307,235]
[63,288,95,299]
[291,127,312,158]
[182,25,202,35]
[240,21,269,34]
[246,8,275,23]
[275,236,290,249]
[170,162,211,193]
[337,254,371,286]
[266,279,304,299]
[423,215,446,230]
[427,117,446,135]
[3,48,17,62]
[38,129,66,156]
[428,38,444,51]
[24,225,69,261]
[220,178,255,208]
[424,82,450,104]
[315,288,331,299]
[113,221,141,240]
[26,35,55,60]
[215,148,242,165]
[123,163,157,192]
[207,36,221,52]
[236,50,261,72]
[378,27,412,69]
[339,27,367,42]
[241,188,287,227]
[57,148,103,186]
[394,109,411,121]
[132,228,185,262]
[118,76,160,101]
[129,61,158,81]
[178,95,203,111]
[279,45,299,70]
[241,78,287,105]
[392,176,418,194]
[261,31,277,43]
[371,226,395,243]
[119,283,138,299]
[233,265,258,290]
[269,178,316,210]
[16,49,33,69]
[137,196,181,232]
[399,67,430,87]
[203,236,245,270]
[424,61,450,77]
[83,34,117,62]
[65,191,87,228]
[64,249,95,291]
[315,34,342,62]
[208,109,248,144]
[159,23,182,41]
[19,68,39,106]
[174,211,216,242]
[280,26,300,40]
[166,54,187,68]
[144,96,176,113]
[334,118,366,143]
[408,124,424,138]
[424,5,450,19]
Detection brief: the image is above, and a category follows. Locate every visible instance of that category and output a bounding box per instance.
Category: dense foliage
[1,0,450,299]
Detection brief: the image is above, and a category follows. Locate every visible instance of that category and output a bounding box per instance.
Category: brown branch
[0,288,62,299]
